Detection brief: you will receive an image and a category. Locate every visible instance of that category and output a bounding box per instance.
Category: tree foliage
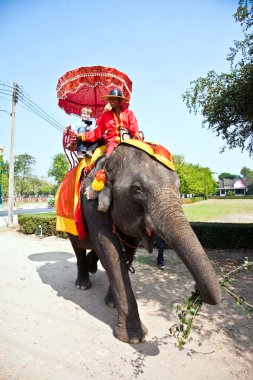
[173,154,217,197]
[240,166,253,193]
[218,172,238,179]
[14,154,36,179]
[13,154,36,196]
[48,153,69,185]
[240,165,253,182]
[14,177,55,197]
[2,155,55,198]
[182,0,253,155]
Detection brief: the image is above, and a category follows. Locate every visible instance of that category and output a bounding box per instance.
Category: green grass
[20,199,253,223]
[182,199,253,222]
[23,212,55,218]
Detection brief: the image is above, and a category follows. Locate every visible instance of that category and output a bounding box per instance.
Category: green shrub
[210,195,253,199]
[180,197,205,204]
[18,214,253,249]
[18,215,68,238]
[190,222,253,249]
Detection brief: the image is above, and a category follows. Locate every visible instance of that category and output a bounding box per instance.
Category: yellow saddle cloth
[121,139,175,171]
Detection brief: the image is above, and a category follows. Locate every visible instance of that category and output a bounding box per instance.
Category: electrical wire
[0,81,13,89]
[20,88,64,126]
[0,81,65,132]
[0,95,12,103]
[19,97,64,132]
[19,94,64,131]
[0,89,12,97]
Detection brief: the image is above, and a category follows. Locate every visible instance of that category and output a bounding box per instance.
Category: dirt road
[0,227,252,380]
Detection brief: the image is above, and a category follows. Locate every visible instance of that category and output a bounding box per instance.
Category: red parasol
[56,66,133,119]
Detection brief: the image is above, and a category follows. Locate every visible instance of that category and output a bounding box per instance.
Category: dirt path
[0,228,252,380]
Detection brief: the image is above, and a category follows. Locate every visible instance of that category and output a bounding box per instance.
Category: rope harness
[112,224,137,274]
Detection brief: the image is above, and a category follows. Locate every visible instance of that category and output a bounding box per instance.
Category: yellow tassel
[92,179,105,191]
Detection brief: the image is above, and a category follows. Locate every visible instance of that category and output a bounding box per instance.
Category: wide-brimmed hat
[102,88,129,102]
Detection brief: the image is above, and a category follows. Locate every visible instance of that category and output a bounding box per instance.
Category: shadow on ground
[28,247,253,368]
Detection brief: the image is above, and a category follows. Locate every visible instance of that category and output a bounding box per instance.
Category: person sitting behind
[74,89,142,156]
[76,107,100,160]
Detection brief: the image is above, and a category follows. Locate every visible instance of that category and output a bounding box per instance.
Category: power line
[0,81,13,89]
[0,89,12,97]
[18,97,64,132]
[0,81,65,132]
[19,91,64,131]
[20,89,65,127]
[19,96,64,131]
[0,95,12,103]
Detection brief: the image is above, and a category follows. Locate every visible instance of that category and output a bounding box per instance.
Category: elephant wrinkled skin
[68,144,221,343]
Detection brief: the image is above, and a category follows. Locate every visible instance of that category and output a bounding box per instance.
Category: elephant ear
[97,182,112,212]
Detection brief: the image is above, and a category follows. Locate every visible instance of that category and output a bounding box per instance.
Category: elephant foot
[104,286,116,308]
[113,322,148,344]
[104,292,116,308]
[86,250,99,274]
[75,277,91,290]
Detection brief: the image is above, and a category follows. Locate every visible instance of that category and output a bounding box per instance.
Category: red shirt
[84,108,139,148]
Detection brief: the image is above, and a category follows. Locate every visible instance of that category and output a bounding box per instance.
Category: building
[217,177,248,196]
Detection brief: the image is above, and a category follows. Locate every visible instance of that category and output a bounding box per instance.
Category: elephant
[67,141,221,344]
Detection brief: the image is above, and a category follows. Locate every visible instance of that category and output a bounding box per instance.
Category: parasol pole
[94,85,97,119]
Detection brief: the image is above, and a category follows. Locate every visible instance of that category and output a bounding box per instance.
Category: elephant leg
[83,199,147,343]
[68,234,91,290]
[104,234,138,309]
[104,285,116,308]
[86,249,99,274]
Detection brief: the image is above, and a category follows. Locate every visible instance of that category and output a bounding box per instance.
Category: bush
[190,222,253,249]
[180,197,205,204]
[18,215,68,238]
[210,195,253,199]
[18,214,253,249]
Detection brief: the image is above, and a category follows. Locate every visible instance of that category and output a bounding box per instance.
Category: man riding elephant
[74,88,143,155]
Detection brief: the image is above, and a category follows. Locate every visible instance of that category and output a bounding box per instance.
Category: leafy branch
[169,258,253,348]
[169,292,203,349]
[219,257,253,314]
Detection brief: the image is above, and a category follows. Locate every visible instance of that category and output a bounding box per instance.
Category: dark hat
[102,88,129,102]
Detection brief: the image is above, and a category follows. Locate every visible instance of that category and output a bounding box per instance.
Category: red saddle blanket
[55,146,106,239]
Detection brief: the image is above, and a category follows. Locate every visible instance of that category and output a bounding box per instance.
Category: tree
[14,154,36,196]
[182,1,253,155]
[48,153,69,185]
[240,166,253,183]
[173,154,217,197]
[240,166,253,193]
[14,153,36,179]
[1,160,9,197]
[218,172,238,179]
[37,181,55,196]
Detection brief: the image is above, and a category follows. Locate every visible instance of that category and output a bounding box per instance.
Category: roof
[218,177,248,190]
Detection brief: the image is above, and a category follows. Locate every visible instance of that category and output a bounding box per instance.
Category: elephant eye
[131,184,143,195]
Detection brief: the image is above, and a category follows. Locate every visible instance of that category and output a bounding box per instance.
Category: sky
[0,0,252,180]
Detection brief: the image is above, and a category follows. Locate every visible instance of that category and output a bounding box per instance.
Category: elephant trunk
[147,187,221,305]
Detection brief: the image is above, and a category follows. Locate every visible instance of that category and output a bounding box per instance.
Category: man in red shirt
[75,89,142,155]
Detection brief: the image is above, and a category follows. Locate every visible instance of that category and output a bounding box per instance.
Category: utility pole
[8,82,19,227]
[0,146,5,207]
